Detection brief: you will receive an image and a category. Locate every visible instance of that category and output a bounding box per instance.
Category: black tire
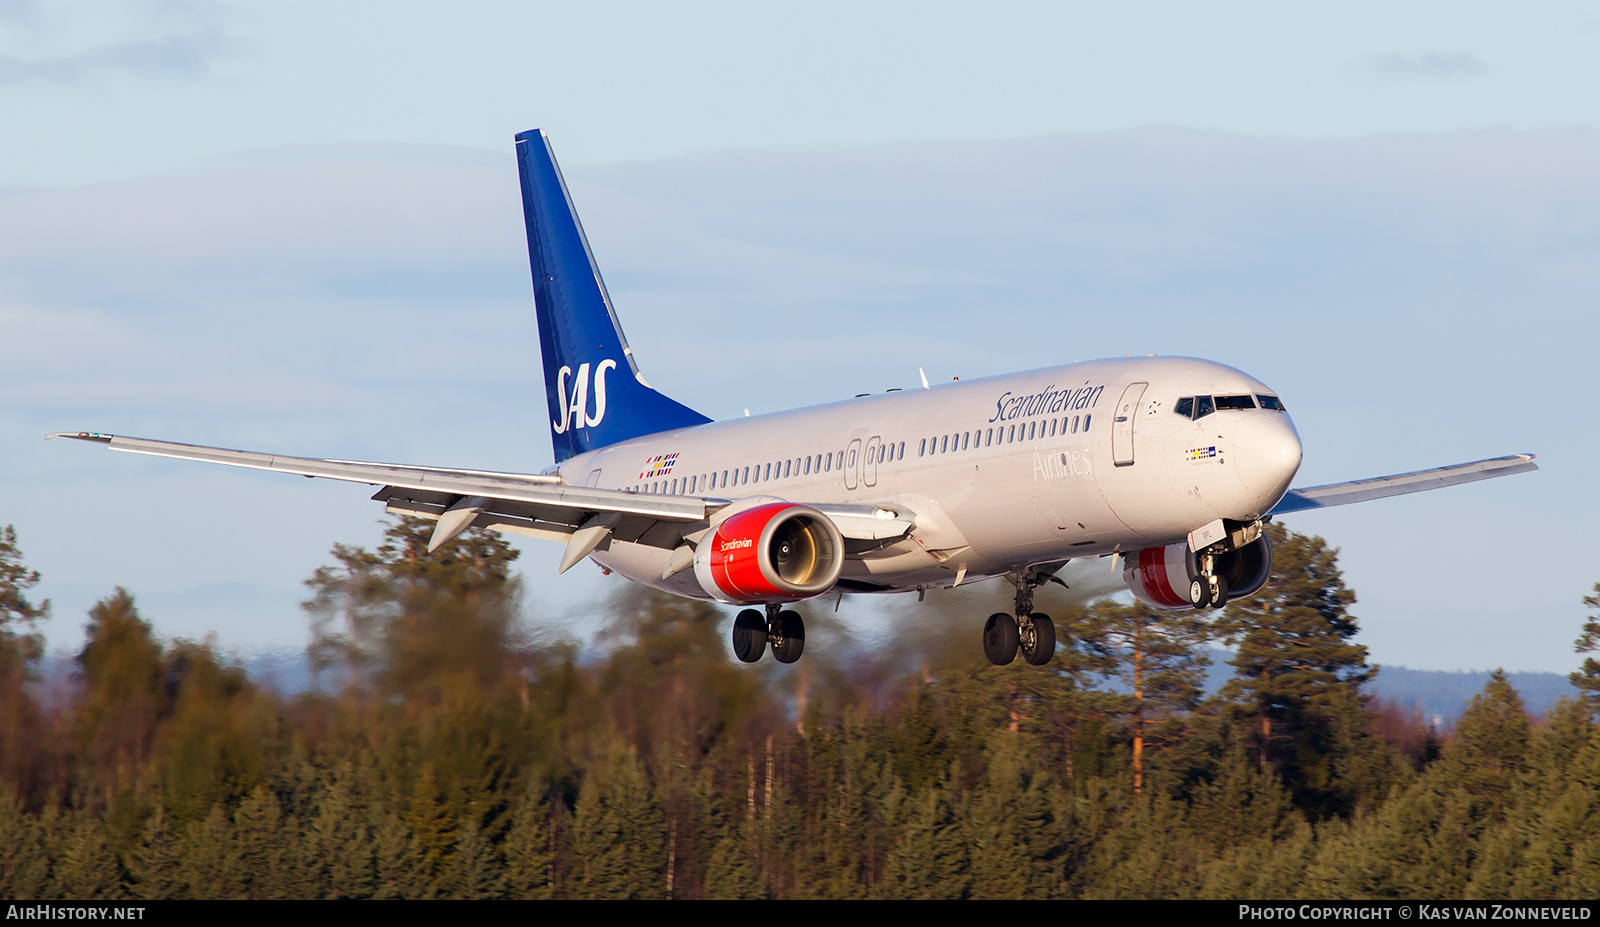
[1211,574,1229,609]
[983,612,1019,666]
[772,609,806,664]
[1023,613,1056,666]
[1189,578,1210,608]
[732,609,767,663]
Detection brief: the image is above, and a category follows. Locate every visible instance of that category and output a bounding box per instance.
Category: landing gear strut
[731,604,806,664]
[982,572,1057,667]
[1193,551,1229,609]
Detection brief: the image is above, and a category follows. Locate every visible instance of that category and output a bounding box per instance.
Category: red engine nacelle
[693,502,846,605]
[1123,534,1272,610]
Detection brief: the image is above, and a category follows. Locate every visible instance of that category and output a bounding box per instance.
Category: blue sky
[2,2,1597,673]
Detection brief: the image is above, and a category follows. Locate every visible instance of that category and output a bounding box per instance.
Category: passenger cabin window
[1257,394,1287,412]
[1214,394,1256,411]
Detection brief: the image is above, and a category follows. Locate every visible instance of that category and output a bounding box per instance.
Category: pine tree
[0,524,48,672]
[1571,582,1600,711]
[1200,817,1317,900]
[158,640,269,827]
[180,804,242,899]
[404,763,456,878]
[230,786,291,899]
[372,812,429,900]
[300,778,376,899]
[1082,791,1202,899]
[48,807,125,899]
[125,805,183,900]
[75,589,168,805]
[0,787,50,898]
[436,816,505,899]
[565,740,667,899]
[304,516,521,698]
[1186,746,1299,852]
[879,781,966,899]
[961,731,1053,899]
[1443,670,1531,820]
[1086,599,1211,792]
[1218,522,1374,817]
[501,792,554,900]
[705,832,765,899]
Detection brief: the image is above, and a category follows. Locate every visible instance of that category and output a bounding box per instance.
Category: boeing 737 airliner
[51,129,1538,667]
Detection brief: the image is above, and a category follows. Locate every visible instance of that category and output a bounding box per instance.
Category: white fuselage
[565,356,1303,601]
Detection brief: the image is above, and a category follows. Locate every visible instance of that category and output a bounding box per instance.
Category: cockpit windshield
[1173,393,1284,420]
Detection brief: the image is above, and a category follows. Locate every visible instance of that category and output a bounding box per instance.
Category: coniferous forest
[3,519,1600,900]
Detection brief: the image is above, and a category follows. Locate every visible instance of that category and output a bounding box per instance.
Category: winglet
[46,432,112,443]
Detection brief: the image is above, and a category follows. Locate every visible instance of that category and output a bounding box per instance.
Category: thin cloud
[1370,51,1488,78]
[0,0,38,27]
[0,28,226,86]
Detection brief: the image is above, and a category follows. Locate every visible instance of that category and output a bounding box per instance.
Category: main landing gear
[731,603,806,664]
[982,574,1056,667]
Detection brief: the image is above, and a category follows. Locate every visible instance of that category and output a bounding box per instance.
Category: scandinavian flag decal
[640,453,679,480]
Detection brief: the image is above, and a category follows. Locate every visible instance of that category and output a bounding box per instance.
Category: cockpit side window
[1214,394,1256,411]
[1194,395,1215,419]
[1257,394,1287,412]
[1174,397,1194,417]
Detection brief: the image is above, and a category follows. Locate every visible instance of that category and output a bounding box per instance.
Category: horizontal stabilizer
[1269,453,1538,516]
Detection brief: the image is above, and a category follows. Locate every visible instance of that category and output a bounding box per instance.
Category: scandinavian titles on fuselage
[989,382,1104,424]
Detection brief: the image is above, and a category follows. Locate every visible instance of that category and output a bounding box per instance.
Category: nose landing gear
[1192,552,1231,609]
[982,573,1057,667]
[731,603,807,664]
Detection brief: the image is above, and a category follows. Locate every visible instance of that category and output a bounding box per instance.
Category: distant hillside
[39,647,1577,725]
[1365,665,1575,726]
[1198,650,1574,726]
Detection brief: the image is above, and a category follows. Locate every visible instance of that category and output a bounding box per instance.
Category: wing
[1268,453,1538,516]
[48,432,914,572]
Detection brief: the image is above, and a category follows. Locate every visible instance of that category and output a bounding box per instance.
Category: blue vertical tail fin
[515,129,711,462]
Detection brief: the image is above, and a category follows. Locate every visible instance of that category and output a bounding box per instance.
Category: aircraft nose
[1233,412,1303,516]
